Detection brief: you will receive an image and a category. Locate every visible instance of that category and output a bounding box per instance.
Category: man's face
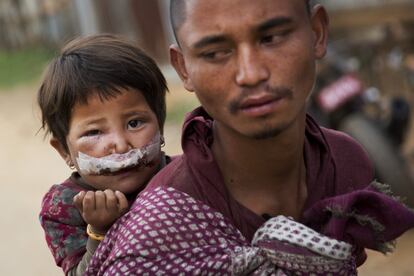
[172,0,327,139]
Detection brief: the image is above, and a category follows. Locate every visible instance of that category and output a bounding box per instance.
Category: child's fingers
[115,191,129,214]
[73,191,85,212]
[94,190,106,211]
[104,189,118,213]
[82,191,96,213]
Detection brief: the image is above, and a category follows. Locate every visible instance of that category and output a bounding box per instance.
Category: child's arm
[67,190,129,275]
[67,238,100,276]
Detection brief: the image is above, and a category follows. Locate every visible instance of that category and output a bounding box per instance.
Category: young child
[38,34,168,275]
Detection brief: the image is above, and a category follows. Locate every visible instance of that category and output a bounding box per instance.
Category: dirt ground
[1,77,413,275]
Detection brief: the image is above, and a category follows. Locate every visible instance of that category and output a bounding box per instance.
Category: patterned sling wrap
[86,187,368,275]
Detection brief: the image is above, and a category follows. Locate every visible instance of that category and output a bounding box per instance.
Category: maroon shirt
[147,107,377,263]
[149,108,382,261]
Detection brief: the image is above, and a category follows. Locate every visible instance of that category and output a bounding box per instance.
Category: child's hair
[38,34,167,151]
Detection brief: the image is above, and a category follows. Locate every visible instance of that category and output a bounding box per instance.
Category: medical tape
[76,132,161,175]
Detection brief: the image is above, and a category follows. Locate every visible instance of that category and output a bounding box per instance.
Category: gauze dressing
[76,132,161,175]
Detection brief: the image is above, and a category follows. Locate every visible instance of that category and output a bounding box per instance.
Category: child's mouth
[98,158,155,176]
[101,165,139,176]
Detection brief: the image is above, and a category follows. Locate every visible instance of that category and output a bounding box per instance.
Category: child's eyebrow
[123,110,152,117]
[81,118,106,125]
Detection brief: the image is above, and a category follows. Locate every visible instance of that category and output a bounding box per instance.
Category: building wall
[0,0,171,63]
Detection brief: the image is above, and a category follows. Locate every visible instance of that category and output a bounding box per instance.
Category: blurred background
[0,0,413,275]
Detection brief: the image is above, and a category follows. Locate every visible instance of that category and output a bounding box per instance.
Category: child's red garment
[39,173,91,274]
[39,153,170,274]
[39,173,141,274]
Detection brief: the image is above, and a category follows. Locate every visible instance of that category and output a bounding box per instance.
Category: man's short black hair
[170,0,186,43]
[170,0,312,42]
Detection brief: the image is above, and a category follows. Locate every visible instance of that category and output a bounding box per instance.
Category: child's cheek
[76,134,108,157]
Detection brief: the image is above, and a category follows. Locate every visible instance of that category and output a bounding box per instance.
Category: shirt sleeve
[67,238,100,276]
[39,184,89,274]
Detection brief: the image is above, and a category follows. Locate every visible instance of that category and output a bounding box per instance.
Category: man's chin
[246,115,300,140]
[243,121,287,140]
[249,127,284,140]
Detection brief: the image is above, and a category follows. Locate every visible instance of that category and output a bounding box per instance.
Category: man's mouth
[229,85,293,117]
[239,94,285,117]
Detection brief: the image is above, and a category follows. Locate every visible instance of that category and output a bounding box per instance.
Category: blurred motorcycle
[308,49,414,206]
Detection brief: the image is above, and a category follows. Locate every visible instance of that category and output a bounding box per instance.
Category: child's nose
[108,133,131,154]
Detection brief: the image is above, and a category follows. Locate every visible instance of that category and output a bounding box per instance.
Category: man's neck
[211,117,307,219]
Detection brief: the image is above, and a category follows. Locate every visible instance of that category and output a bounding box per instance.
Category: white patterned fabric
[252,216,352,260]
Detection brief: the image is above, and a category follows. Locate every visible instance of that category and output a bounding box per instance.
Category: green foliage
[0,47,54,89]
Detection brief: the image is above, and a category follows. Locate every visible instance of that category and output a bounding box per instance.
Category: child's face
[53,87,161,194]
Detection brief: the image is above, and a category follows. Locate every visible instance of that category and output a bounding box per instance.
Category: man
[86,1,414,274]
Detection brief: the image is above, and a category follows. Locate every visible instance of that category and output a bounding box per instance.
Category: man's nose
[108,132,131,154]
[235,46,269,87]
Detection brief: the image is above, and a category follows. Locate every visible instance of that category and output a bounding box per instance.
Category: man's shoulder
[146,155,192,190]
[320,126,371,162]
[306,115,372,169]
[320,126,374,191]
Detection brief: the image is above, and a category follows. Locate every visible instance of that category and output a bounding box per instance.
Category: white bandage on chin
[76,133,161,175]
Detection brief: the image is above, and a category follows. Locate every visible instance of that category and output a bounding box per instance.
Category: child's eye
[83,129,101,137]
[127,119,143,130]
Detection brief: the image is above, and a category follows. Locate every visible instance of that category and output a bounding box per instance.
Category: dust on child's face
[65,87,161,194]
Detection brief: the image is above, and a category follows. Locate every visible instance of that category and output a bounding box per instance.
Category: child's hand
[73,189,129,233]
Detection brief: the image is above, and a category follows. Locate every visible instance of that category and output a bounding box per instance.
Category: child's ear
[50,137,74,168]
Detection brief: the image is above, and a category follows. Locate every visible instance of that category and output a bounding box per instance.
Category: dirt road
[1,82,412,275]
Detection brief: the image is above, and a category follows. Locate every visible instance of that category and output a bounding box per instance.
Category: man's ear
[50,137,73,167]
[310,4,329,59]
[170,44,195,92]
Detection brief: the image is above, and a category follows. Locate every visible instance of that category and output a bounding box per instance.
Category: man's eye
[200,49,232,61]
[261,35,277,44]
[127,119,143,130]
[260,31,290,45]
